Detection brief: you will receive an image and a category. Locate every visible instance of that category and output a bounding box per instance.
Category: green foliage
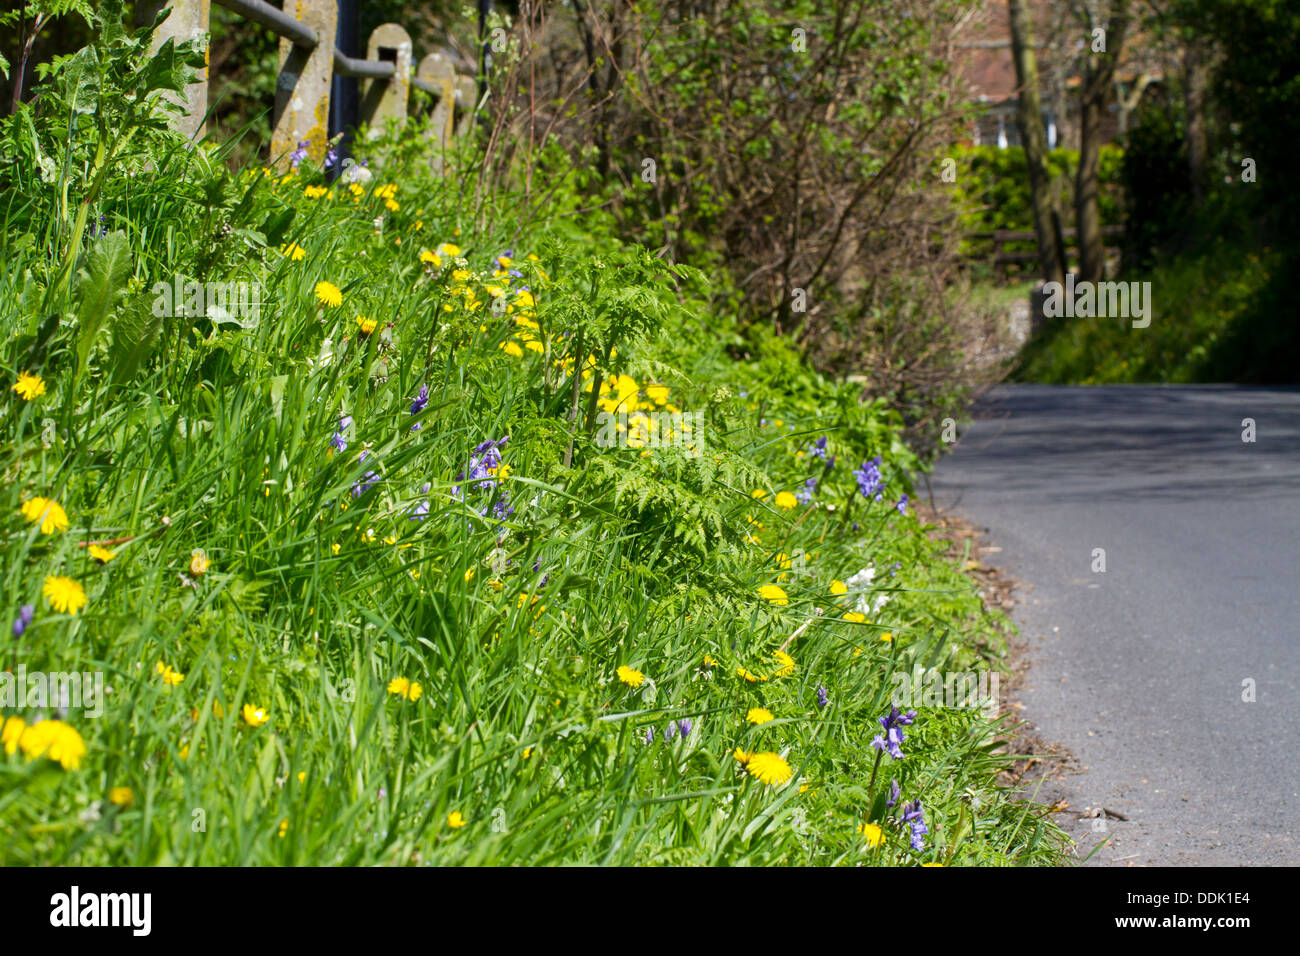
[0,17,1067,867]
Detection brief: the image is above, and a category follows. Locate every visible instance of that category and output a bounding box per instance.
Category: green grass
[0,31,1069,866]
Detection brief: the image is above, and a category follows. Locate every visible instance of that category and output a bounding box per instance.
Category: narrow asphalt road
[931,385,1300,866]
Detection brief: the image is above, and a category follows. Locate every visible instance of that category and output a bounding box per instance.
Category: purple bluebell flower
[12,604,35,637]
[808,436,828,460]
[853,457,884,500]
[329,431,348,453]
[643,726,655,744]
[796,476,817,505]
[410,384,428,415]
[351,470,380,497]
[676,718,693,738]
[816,685,829,708]
[664,722,679,742]
[900,799,928,850]
[888,779,901,808]
[408,484,431,521]
[870,706,917,760]
[325,146,338,169]
[289,139,310,169]
[896,494,909,515]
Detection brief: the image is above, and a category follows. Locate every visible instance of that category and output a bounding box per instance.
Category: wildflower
[387,677,423,701]
[795,477,817,505]
[676,718,693,738]
[808,436,829,460]
[773,650,796,677]
[314,281,343,308]
[155,661,185,685]
[747,707,774,725]
[420,249,442,267]
[241,704,270,728]
[616,665,644,688]
[816,685,830,708]
[830,579,847,595]
[900,799,928,850]
[2,716,25,754]
[643,725,655,744]
[758,584,788,606]
[278,819,289,838]
[870,706,917,760]
[774,491,798,510]
[356,315,377,335]
[737,667,768,683]
[289,139,309,169]
[11,372,46,401]
[436,242,462,257]
[109,786,134,807]
[410,383,429,417]
[42,576,87,615]
[888,779,901,807]
[351,469,380,497]
[18,719,86,770]
[88,545,115,563]
[853,457,885,500]
[745,752,793,786]
[842,611,866,623]
[732,748,751,765]
[303,185,327,199]
[896,494,909,515]
[447,811,467,829]
[12,604,35,637]
[750,489,767,500]
[189,550,209,576]
[282,242,307,260]
[501,341,524,358]
[859,821,885,848]
[21,497,69,534]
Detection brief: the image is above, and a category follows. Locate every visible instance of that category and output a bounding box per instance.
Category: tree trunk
[1075,0,1130,285]
[1008,0,1066,287]
[1184,39,1209,206]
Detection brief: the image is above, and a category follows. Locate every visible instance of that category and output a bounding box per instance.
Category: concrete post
[272,0,337,170]
[138,0,211,141]
[360,23,412,138]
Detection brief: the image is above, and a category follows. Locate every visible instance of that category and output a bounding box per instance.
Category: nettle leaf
[74,229,131,373]
[109,296,163,384]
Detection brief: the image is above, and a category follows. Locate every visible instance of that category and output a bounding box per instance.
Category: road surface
[931,384,1300,866]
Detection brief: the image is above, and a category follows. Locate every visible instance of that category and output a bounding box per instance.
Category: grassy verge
[0,34,1068,866]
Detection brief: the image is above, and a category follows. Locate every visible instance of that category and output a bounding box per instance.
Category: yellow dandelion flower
[241,704,269,728]
[189,550,209,576]
[281,242,307,260]
[88,544,115,563]
[751,489,767,499]
[773,650,796,677]
[2,716,25,755]
[500,340,524,358]
[758,584,788,606]
[774,491,798,509]
[703,654,718,667]
[420,249,442,267]
[155,661,184,685]
[303,185,328,199]
[314,281,343,307]
[842,611,866,623]
[617,665,645,688]
[447,810,467,829]
[436,242,461,257]
[859,822,885,847]
[42,575,87,615]
[18,719,86,770]
[732,748,751,765]
[747,707,774,725]
[384,198,399,212]
[11,372,46,401]
[356,315,378,335]
[387,677,423,701]
[109,786,134,807]
[736,666,769,683]
[830,579,848,595]
[21,497,69,534]
[880,632,893,643]
[745,752,793,786]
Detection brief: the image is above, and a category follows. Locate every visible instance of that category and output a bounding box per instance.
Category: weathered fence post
[138,0,211,141]
[359,24,412,137]
[454,75,478,139]
[416,52,456,171]
[272,0,337,169]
